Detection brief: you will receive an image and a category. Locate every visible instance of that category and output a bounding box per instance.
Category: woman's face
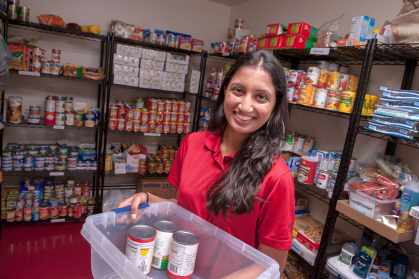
[223,65,276,135]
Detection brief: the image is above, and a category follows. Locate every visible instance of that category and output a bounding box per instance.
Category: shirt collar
[205,132,237,160]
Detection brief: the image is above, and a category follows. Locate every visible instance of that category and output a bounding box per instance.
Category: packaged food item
[8,44,31,71]
[63,64,78,77]
[266,23,285,36]
[124,24,134,39]
[178,37,191,50]
[37,14,65,28]
[167,231,199,279]
[81,25,102,34]
[297,85,316,106]
[287,22,317,40]
[133,25,144,41]
[283,35,315,50]
[66,23,81,31]
[338,91,356,113]
[125,225,157,275]
[191,39,204,52]
[82,67,104,81]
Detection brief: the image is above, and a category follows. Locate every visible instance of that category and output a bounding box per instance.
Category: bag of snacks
[348,181,400,200]
[37,14,65,28]
[63,63,78,77]
[82,67,104,81]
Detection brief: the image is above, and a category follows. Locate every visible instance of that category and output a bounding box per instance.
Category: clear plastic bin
[349,190,399,219]
[81,201,280,279]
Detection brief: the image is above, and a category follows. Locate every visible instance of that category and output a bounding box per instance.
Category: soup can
[133,109,141,121]
[109,106,118,118]
[8,4,18,19]
[183,124,191,134]
[326,71,341,91]
[295,71,306,88]
[338,91,356,114]
[297,85,315,106]
[291,87,300,103]
[9,96,22,123]
[316,170,330,189]
[167,231,200,279]
[55,112,65,125]
[32,59,42,73]
[18,7,29,22]
[287,70,298,87]
[117,119,125,131]
[235,19,244,29]
[305,67,320,86]
[41,61,50,74]
[133,121,140,132]
[297,156,318,184]
[325,90,341,111]
[313,88,328,109]
[317,69,331,89]
[52,49,61,63]
[125,225,157,275]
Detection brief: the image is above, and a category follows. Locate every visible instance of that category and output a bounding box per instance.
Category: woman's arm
[259,244,288,274]
[116,192,178,219]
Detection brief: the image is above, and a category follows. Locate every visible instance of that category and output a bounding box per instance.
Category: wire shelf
[4,119,99,130]
[207,53,244,61]
[358,127,419,149]
[9,70,104,83]
[274,44,419,65]
[294,179,330,204]
[288,249,314,278]
[1,216,88,226]
[114,37,202,56]
[105,172,169,178]
[289,103,370,121]
[8,20,105,42]
[3,170,97,176]
[112,83,197,97]
[201,96,217,104]
[107,129,186,137]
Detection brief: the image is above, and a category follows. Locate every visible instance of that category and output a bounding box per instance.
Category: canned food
[125,225,157,275]
[65,111,74,126]
[235,19,244,29]
[156,113,163,124]
[176,113,184,123]
[183,124,191,134]
[163,122,170,133]
[32,206,40,221]
[140,123,148,132]
[297,85,315,106]
[133,121,140,132]
[52,49,61,62]
[362,94,371,116]
[148,122,157,133]
[50,61,60,75]
[313,88,328,109]
[55,112,65,126]
[85,111,95,127]
[133,109,141,121]
[325,90,341,111]
[109,106,118,118]
[348,75,359,92]
[326,71,341,91]
[156,123,163,133]
[167,231,199,279]
[117,119,125,131]
[149,111,157,123]
[141,109,149,122]
[41,61,50,74]
[164,100,172,112]
[9,96,22,123]
[305,67,320,86]
[317,69,331,89]
[169,123,177,134]
[126,107,133,121]
[32,59,41,73]
[126,120,133,132]
[176,123,184,134]
[118,106,126,119]
[75,112,84,126]
[8,4,18,19]
[286,87,294,102]
[340,73,350,91]
[152,221,179,269]
[338,91,356,114]
[172,101,179,113]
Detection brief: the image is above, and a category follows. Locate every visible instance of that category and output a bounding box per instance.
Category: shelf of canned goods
[0,15,109,229]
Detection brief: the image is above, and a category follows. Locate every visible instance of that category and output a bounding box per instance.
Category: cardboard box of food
[348,16,375,42]
[336,200,414,243]
[287,22,317,41]
[266,35,285,49]
[337,39,367,47]
[137,177,177,199]
[256,37,267,49]
[282,35,315,50]
[265,23,287,37]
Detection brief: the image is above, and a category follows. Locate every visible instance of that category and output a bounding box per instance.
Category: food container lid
[128,225,157,240]
[153,220,179,233]
[173,230,199,245]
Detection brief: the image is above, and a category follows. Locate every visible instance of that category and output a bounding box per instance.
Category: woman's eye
[232,87,243,94]
[258,94,268,100]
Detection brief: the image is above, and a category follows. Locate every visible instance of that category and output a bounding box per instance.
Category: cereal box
[192,39,204,52]
[178,37,192,50]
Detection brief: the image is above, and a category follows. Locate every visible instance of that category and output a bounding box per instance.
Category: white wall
[3,0,232,186]
[229,0,419,244]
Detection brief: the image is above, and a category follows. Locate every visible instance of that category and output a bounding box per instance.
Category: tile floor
[0,222,93,279]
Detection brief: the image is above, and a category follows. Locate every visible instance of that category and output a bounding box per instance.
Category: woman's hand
[117,192,148,219]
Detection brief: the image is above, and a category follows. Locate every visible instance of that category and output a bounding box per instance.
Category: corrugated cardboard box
[137,177,177,199]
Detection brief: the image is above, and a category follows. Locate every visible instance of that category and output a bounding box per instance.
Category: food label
[152,230,174,269]
[310,48,330,55]
[168,241,198,277]
[125,235,155,275]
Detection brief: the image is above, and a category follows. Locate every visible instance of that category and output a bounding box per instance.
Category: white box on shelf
[113,53,140,67]
[113,64,139,77]
[162,71,186,82]
[113,74,139,87]
[112,155,126,174]
[142,49,166,61]
[165,62,188,74]
[122,150,146,173]
[116,44,142,57]
[348,16,375,42]
[81,201,280,279]
[349,190,399,219]
[166,52,190,65]
[140,59,165,71]
[326,256,359,279]
[185,70,201,94]
[139,68,164,80]
[139,77,162,89]
[162,80,185,92]
[291,239,316,266]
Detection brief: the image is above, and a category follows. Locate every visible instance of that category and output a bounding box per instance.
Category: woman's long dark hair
[206,50,289,217]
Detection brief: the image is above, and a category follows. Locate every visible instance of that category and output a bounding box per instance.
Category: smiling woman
[118,50,294,277]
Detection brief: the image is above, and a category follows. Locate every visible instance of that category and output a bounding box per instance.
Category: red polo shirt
[168,131,295,251]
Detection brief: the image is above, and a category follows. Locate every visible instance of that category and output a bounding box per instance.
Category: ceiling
[208,0,252,7]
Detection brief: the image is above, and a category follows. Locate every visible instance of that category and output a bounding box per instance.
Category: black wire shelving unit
[294,179,330,205]
[98,33,207,207]
[357,127,419,149]
[288,103,371,121]
[2,216,88,226]
[0,16,110,233]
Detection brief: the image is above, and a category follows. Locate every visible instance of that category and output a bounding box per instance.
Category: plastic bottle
[392,254,409,279]
[339,242,357,267]
[391,201,402,216]
[400,181,419,213]
[396,211,410,233]
[354,249,373,279]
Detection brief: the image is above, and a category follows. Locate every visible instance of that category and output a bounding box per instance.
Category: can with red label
[149,111,157,123]
[133,109,141,121]
[286,87,294,102]
[126,120,133,132]
[235,19,244,29]
[118,107,126,119]
[125,225,157,275]
[108,118,117,130]
[292,87,300,103]
[117,119,125,131]
[156,113,163,124]
[287,70,298,87]
[316,170,330,189]
[73,204,82,218]
[176,113,184,123]
[295,71,307,88]
[184,124,191,134]
[169,123,177,134]
[32,59,41,73]
[24,205,32,221]
[15,206,23,222]
[167,231,199,279]
[163,122,170,133]
[185,100,191,113]
[163,112,171,123]
[52,49,61,62]
[148,122,157,133]
[297,156,318,184]
[133,121,140,132]
[50,206,59,218]
[126,106,133,120]
[45,111,55,125]
[184,113,192,124]
[176,123,184,134]
[156,123,163,133]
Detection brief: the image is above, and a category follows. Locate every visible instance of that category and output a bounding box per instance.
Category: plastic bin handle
[112,203,150,214]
